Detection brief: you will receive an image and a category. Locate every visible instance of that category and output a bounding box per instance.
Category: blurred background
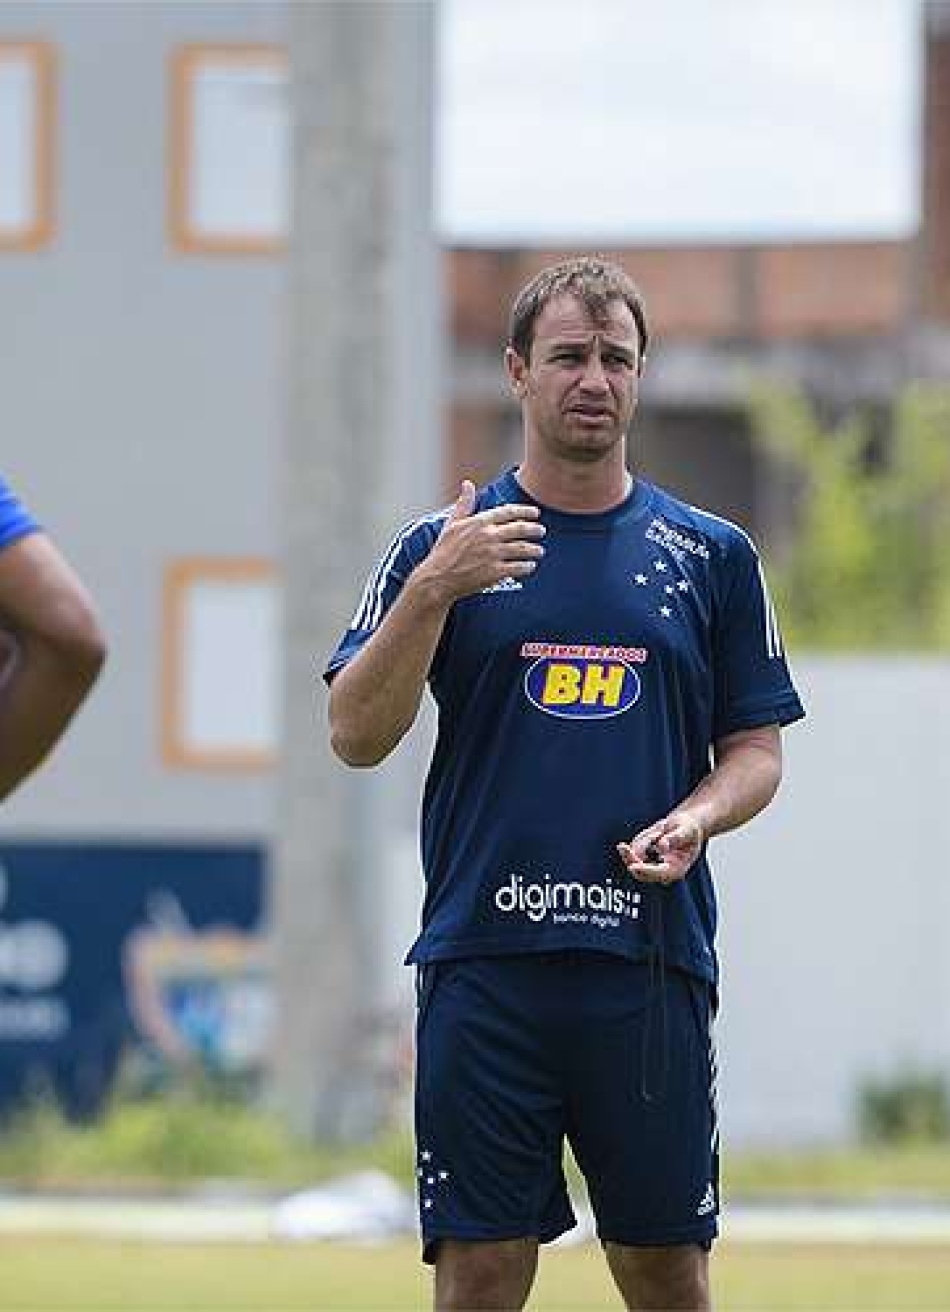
[0,0,949,1268]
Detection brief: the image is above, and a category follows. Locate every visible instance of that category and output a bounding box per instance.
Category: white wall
[716,657,950,1146]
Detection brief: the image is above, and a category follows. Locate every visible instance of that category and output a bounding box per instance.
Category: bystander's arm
[0,534,106,801]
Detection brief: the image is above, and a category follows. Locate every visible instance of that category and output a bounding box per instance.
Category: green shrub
[747,384,950,649]
[0,1082,415,1188]
[857,1070,950,1144]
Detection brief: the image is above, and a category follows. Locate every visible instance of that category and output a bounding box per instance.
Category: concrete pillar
[272,1,440,1139]
[919,1,950,321]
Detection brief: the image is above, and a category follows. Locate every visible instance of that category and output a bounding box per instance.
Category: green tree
[747,385,950,649]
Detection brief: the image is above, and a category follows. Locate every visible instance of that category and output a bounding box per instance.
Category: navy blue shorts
[414,952,719,1261]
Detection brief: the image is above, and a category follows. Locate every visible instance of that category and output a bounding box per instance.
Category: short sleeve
[0,475,40,552]
[323,511,447,683]
[712,531,805,739]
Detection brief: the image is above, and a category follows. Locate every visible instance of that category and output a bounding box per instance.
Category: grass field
[2,1238,950,1310]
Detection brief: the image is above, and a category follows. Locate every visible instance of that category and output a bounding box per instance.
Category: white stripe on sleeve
[686,503,784,662]
[756,559,782,659]
[350,510,449,633]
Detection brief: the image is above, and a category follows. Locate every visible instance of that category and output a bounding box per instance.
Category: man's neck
[516,457,633,514]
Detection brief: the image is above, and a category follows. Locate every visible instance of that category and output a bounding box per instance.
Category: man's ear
[505,345,528,397]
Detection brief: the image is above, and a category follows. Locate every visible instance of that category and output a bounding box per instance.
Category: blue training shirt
[326,469,805,985]
[0,476,39,552]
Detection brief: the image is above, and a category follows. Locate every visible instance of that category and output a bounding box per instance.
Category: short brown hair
[508,256,649,364]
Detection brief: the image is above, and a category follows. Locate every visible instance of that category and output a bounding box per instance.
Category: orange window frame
[168,42,288,255]
[161,558,278,771]
[0,41,55,252]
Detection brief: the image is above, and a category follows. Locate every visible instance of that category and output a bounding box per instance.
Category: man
[326,257,804,1311]
[0,475,106,801]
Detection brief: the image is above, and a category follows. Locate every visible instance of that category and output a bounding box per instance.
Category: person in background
[0,474,106,801]
[326,257,804,1311]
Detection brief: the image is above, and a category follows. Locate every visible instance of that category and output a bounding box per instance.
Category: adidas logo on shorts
[696,1183,716,1217]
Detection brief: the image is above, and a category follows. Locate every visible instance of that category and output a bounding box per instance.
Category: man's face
[506,294,642,463]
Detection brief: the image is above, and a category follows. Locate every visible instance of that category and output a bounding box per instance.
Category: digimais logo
[521,642,647,720]
[494,873,641,929]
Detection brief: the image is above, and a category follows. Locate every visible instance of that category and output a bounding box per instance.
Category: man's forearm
[329,485,545,767]
[329,572,454,767]
[617,725,783,883]
[673,726,782,842]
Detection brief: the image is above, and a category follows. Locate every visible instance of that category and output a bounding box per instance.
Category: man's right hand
[329,480,545,766]
[411,480,546,606]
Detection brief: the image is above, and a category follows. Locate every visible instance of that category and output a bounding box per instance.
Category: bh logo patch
[524,657,641,720]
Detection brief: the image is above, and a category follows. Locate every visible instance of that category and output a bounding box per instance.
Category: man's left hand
[617,813,705,885]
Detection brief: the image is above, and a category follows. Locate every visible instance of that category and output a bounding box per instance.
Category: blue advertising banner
[0,843,266,1118]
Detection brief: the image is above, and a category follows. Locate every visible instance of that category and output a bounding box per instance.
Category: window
[0,42,55,251]
[161,559,278,769]
[168,44,288,254]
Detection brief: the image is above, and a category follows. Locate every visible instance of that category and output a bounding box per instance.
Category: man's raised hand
[449,479,479,523]
[413,480,546,605]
